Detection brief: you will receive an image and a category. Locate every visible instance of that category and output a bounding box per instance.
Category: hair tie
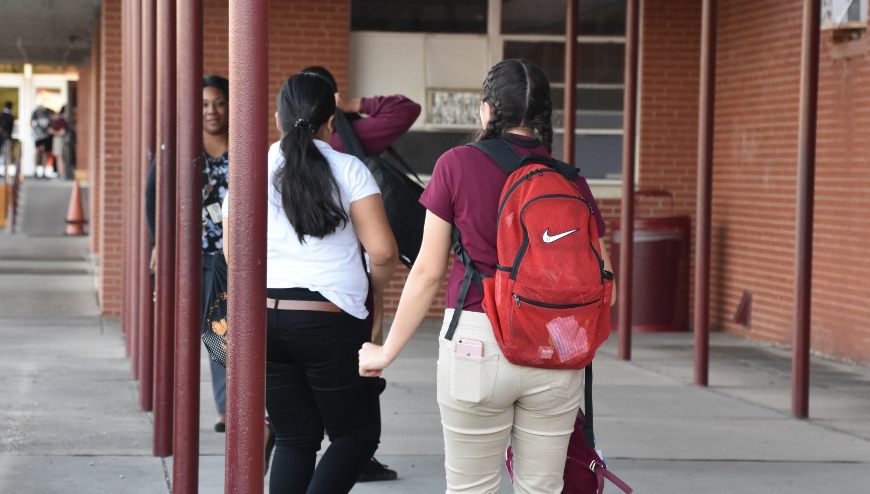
[294,118,316,133]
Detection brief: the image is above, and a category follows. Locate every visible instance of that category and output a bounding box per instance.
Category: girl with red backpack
[359,59,615,493]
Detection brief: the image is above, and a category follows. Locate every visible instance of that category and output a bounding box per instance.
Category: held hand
[358,342,393,377]
[150,247,157,274]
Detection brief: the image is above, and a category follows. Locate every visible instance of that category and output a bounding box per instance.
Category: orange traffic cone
[65,179,87,235]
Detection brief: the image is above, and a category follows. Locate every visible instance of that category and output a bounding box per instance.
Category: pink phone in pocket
[455,338,484,357]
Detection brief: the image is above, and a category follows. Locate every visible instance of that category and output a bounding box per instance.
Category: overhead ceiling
[0,0,101,66]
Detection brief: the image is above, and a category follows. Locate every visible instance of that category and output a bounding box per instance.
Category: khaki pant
[437,310,584,494]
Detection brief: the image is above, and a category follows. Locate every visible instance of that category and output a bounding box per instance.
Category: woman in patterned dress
[201,75,230,432]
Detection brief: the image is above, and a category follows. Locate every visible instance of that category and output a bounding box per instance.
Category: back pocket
[448,350,499,408]
[548,368,583,398]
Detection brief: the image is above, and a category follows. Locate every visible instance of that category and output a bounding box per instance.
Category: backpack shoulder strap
[333,110,366,160]
[469,138,580,181]
[466,138,523,176]
[553,159,580,180]
[444,226,485,341]
[584,364,595,448]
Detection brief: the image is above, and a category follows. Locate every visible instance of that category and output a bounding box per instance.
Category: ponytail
[272,74,347,243]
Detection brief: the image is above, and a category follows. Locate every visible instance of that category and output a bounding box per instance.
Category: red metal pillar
[694,0,717,387]
[562,0,578,165]
[128,0,144,381]
[154,0,177,458]
[226,0,269,490]
[122,0,133,360]
[792,0,821,419]
[138,0,157,412]
[617,0,640,361]
[173,0,203,489]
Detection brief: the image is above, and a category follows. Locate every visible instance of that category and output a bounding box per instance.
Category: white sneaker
[36,165,44,177]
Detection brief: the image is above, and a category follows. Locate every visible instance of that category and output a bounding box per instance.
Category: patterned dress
[202,152,229,254]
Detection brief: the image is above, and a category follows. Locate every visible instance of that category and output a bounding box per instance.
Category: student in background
[359,59,614,494]
[146,75,232,433]
[299,66,420,158]
[48,108,68,178]
[300,65,420,482]
[223,73,397,494]
[30,106,53,177]
[0,102,14,169]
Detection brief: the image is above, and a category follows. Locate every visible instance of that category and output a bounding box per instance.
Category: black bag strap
[584,364,595,449]
[444,226,485,341]
[467,137,580,180]
[466,138,523,176]
[334,109,426,187]
[385,146,425,187]
[333,110,366,160]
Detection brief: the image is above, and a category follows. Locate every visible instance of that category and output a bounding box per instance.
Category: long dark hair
[272,73,347,243]
[203,75,229,101]
[475,59,554,153]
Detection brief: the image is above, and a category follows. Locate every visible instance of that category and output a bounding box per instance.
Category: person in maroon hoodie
[300,66,421,158]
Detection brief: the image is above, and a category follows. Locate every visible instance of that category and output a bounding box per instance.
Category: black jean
[266,288,381,494]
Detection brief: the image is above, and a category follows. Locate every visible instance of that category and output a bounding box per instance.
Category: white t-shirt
[222,139,381,319]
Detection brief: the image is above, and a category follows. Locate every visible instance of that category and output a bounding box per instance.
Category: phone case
[455,338,484,357]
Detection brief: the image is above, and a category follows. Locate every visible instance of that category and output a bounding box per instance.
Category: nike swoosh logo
[542,228,579,243]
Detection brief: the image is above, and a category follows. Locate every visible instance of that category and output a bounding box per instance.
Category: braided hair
[474,59,554,153]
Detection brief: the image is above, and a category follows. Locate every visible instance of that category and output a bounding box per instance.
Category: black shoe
[214,422,226,433]
[264,418,276,477]
[357,457,398,482]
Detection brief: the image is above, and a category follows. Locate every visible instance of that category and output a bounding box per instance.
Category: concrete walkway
[1,233,869,493]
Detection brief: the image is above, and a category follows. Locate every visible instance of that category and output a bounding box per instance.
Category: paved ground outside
[1,232,869,493]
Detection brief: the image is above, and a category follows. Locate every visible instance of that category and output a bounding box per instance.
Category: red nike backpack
[445,137,613,371]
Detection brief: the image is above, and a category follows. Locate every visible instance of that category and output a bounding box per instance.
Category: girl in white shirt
[224,73,397,494]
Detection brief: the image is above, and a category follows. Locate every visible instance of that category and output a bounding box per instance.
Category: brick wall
[711,0,804,345]
[98,0,124,314]
[265,0,350,144]
[202,0,229,76]
[709,1,870,365]
[811,32,870,364]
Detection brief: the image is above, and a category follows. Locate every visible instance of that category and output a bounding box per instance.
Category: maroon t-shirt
[420,135,606,313]
[330,95,421,157]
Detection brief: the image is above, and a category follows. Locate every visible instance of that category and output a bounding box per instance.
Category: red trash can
[609,190,690,332]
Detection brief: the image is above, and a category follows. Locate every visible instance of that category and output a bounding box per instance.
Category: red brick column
[99,0,125,314]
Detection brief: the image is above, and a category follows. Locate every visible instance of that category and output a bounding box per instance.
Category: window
[351,0,488,33]
[501,0,627,179]
[501,0,626,36]
[349,0,628,179]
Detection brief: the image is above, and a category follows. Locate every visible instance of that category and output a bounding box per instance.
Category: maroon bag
[505,369,632,494]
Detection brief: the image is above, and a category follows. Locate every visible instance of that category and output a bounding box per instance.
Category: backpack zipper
[497,168,584,225]
[510,194,597,280]
[513,294,601,308]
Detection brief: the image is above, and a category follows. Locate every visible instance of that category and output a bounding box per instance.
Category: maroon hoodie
[329,95,421,157]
